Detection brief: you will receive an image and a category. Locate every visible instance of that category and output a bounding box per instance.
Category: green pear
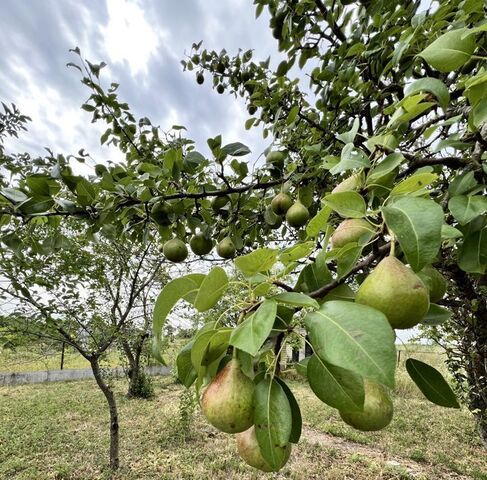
[355,256,429,329]
[340,379,393,431]
[266,150,285,164]
[331,219,375,248]
[162,239,188,263]
[417,265,447,303]
[189,233,213,256]
[236,425,291,472]
[286,202,309,228]
[332,172,364,193]
[271,192,293,215]
[201,359,254,434]
[216,237,236,259]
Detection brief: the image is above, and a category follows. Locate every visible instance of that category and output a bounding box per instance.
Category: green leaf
[235,248,278,276]
[18,196,55,214]
[330,243,363,279]
[404,78,450,110]
[152,275,203,337]
[448,171,477,196]
[176,341,198,387]
[366,153,404,186]
[336,118,360,144]
[330,143,370,174]
[418,28,476,72]
[254,378,292,470]
[307,354,364,412]
[422,304,452,326]
[390,173,438,196]
[458,227,487,274]
[279,242,315,264]
[324,191,366,218]
[306,205,332,238]
[271,292,319,309]
[295,357,309,377]
[441,224,463,240]
[274,377,302,443]
[295,260,332,295]
[191,330,217,372]
[194,267,228,312]
[305,300,396,388]
[286,105,299,125]
[448,195,487,225]
[229,299,277,356]
[75,178,97,206]
[221,142,251,156]
[405,359,460,408]
[382,197,443,271]
[1,188,28,204]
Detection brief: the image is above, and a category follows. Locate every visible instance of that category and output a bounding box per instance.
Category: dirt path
[302,426,471,479]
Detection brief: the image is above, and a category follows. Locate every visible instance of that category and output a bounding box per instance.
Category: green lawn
[1,372,485,480]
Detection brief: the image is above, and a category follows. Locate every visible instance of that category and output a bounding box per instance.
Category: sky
[0,0,284,167]
[0,0,418,342]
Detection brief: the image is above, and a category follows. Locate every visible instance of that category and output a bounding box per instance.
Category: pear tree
[1,0,486,473]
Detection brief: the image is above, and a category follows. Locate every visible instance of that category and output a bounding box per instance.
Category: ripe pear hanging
[201,359,254,434]
[236,425,291,472]
[355,256,429,329]
[339,379,393,431]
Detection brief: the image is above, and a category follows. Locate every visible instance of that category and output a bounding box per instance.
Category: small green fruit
[217,237,236,259]
[196,73,204,84]
[212,195,230,211]
[271,193,293,215]
[162,238,188,263]
[331,219,374,248]
[332,172,363,193]
[236,425,291,472]
[266,150,285,164]
[417,265,447,303]
[339,379,393,431]
[286,202,310,228]
[151,202,172,226]
[189,233,213,256]
[217,84,225,94]
[355,256,429,329]
[201,359,254,434]
[94,164,108,177]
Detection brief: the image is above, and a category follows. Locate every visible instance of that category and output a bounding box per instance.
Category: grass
[1,370,486,480]
[0,339,187,373]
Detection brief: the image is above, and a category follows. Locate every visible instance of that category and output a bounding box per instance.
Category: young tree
[0,223,164,469]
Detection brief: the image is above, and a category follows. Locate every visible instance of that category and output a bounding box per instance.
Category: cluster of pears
[269,191,310,229]
[152,194,238,263]
[161,234,236,263]
[200,359,292,472]
[267,150,310,229]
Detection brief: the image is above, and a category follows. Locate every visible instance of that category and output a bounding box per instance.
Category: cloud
[0,0,279,166]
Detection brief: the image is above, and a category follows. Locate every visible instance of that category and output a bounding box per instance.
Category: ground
[1,366,486,480]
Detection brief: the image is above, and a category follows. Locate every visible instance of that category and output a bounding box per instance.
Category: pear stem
[389,231,396,257]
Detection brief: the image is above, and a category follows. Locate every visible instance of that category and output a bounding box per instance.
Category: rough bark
[90,358,120,469]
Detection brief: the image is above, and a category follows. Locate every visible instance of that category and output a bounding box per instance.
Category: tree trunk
[90,358,120,470]
[121,334,151,399]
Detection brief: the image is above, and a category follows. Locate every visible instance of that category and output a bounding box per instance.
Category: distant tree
[0,222,164,469]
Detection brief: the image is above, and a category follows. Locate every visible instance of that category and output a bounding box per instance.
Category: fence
[0,365,171,386]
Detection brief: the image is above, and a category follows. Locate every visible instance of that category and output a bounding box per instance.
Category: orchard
[1,0,486,474]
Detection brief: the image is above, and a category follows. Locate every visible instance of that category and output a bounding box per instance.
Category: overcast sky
[0,0,285,167]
